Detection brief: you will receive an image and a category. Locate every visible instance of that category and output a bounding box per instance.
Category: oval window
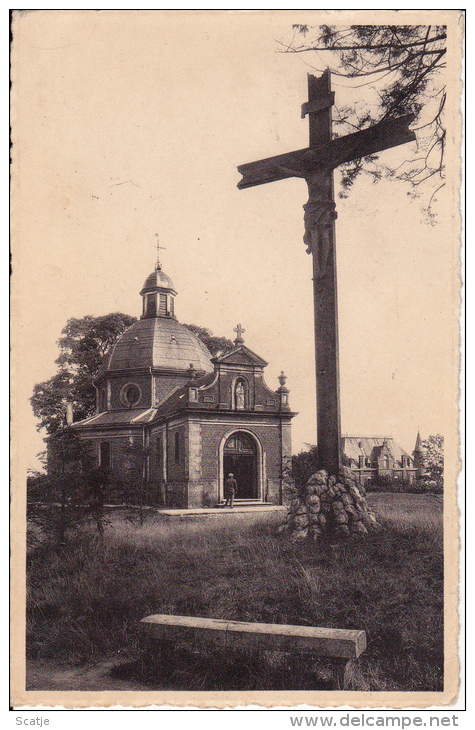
[120,382,142,408]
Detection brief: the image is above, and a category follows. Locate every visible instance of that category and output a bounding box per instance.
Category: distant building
[59,263,295,508]
[412,431,426,478]
[341,434,423,486]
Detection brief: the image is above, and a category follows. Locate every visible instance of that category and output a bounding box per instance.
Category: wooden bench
[140,613,366,689]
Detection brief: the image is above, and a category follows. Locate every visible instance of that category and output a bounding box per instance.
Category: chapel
[68,261,295,509]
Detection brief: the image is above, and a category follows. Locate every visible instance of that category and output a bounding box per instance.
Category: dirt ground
[26,658,151,692]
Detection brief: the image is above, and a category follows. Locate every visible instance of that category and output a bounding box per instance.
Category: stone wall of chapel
[154,374,188,405]
[215,369,255,409]
[106,374,152,411]
[166,423,187,483]
[78,432,129,470]
[149,425,167,484]
[197,368,279,412]
[164,482,188,508]
[66,431,143,485]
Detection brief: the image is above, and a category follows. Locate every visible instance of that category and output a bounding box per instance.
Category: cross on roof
[154,234,166,271]
[233,323,246,344]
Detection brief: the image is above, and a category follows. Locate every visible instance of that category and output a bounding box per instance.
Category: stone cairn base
[279,466,381,540]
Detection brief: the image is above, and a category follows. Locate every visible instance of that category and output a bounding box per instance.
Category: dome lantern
[140,268,177,319]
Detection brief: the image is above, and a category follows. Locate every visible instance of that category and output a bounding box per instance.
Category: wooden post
[303,71,341,475]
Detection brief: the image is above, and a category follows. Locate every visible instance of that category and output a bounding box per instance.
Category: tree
[28,430,101,547]
[184,324,234,357]
[278,24,447,215]
[31,313,137,434]
[118,438,152,522]
[422,433,444,488]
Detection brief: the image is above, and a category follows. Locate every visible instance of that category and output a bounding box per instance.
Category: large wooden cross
[237,70,415,477]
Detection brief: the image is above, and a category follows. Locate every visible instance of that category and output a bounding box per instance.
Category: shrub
[365,473,443,495]
[291,446,320,489]
[365,474,414,493]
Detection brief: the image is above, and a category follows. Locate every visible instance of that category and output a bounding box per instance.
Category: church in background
[63,261,295,509]
[341,433,424,486]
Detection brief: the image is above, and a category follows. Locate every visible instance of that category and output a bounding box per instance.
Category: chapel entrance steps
[218,498,267,508]
[156,505,287,520]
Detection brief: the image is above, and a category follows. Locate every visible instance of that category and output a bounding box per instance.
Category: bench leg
[332,659,352,690]
[143,637,176,675]
[158,638,175,669]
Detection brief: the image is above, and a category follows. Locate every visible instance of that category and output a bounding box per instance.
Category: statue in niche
[235,381,245,410]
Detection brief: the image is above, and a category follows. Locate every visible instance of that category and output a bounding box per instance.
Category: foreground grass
[27,497,443,692]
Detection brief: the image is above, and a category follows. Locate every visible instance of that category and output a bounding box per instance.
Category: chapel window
[174,431,180,463]
[100,388,107,412]
[159,293,167,316]
[120,383,142,408]
[225,433,255,453]
[145,293,157,318]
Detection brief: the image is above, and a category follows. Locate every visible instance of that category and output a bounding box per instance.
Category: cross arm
[237,114,416,190]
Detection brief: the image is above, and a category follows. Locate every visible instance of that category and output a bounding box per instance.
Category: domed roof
[101,317,214,374]
[140,269,176,295]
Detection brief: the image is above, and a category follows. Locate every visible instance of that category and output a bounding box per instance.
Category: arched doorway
[223,431,258,500]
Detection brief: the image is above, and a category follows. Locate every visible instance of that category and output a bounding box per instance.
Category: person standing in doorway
[224,472,238,508]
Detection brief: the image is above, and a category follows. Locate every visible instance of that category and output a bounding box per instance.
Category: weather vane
[154,233,166,271]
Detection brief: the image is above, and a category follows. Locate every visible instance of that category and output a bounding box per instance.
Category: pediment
[214,345,268,367]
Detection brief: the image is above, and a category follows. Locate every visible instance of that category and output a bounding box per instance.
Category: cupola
[140,264,177,320]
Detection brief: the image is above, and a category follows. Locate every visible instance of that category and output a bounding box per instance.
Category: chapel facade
[68,264,295,508]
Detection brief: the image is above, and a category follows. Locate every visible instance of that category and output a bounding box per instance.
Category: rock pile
[281,466,381,540]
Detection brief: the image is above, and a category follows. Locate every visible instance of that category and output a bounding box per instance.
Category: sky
[11,10,460,475]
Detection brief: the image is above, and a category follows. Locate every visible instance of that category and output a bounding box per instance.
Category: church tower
[94,260,213,413]
[413,431,425,479]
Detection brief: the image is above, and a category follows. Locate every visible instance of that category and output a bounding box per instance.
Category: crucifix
[237,70,415,477]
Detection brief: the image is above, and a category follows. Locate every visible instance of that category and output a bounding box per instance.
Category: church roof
[213,344,268,367]
[99,318,214,375]
[71,408,159,429]
[341,436,412,463]
[413,431,424,452]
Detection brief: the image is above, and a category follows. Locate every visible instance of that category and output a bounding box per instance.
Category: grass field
[26,493,443,692]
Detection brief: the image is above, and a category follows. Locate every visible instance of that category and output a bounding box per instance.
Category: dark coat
[224,477,238,496]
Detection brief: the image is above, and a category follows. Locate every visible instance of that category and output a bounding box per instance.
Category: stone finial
[186,363,197,380]
[277,371,290,410]
[233,323,246,345]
